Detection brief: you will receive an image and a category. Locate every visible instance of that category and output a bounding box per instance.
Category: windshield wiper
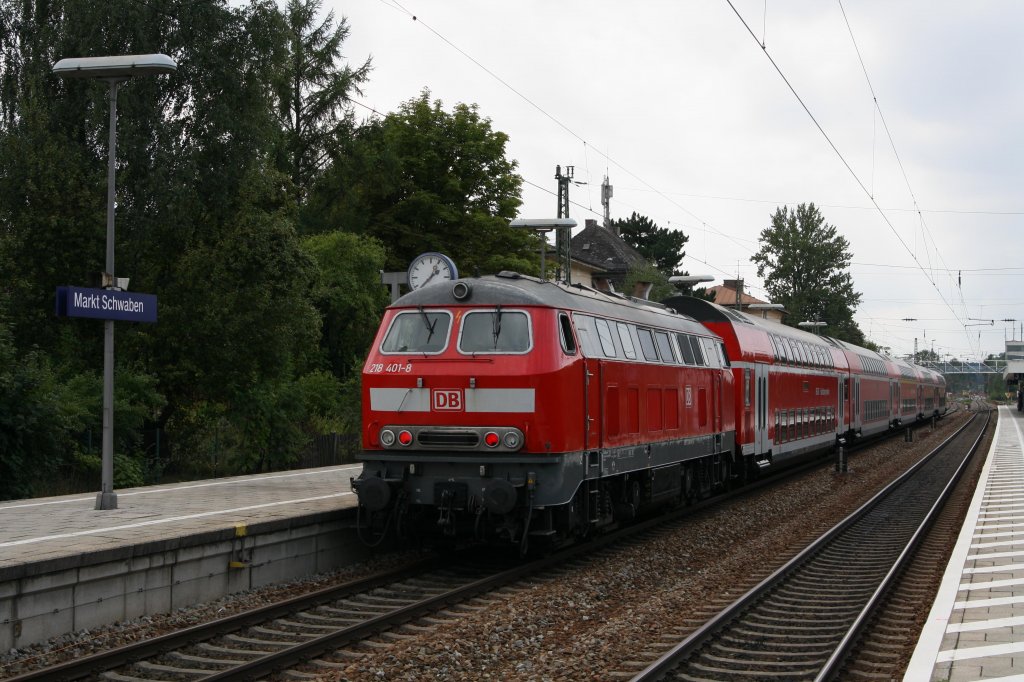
[492,304,503,348]
[418,305,437,341]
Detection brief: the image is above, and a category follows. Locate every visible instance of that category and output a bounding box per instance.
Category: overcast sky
[332,0,1024,364]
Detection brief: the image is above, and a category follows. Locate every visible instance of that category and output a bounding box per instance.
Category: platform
[0,464,366,650]
[0,464,362,571]
[906,405,1024,681]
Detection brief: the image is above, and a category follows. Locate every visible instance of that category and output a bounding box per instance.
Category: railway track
[630,409,990,682]
[7,414,962,681]
[9,479,762,682]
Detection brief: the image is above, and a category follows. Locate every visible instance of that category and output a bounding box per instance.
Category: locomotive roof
[391,272,713,336]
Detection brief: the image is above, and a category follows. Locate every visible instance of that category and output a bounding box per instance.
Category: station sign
[55,286,157,323]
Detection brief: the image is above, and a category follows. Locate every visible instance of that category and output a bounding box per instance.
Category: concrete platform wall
[0,510,376,650]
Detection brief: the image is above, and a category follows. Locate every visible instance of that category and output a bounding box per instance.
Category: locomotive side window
[573,314,602,357]
[655,332,677,364]
[718,342,731,367]
[617,322,638,360]
[595,318,618,357]
[381,310,452,354]
[459,309,532,354]
[701,337,719,368]
[689,336,706,366]
[676,334,695,365]
[558,313,577,355]
[637,328,659,362]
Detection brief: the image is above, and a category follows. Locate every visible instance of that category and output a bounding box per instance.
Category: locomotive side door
[584,358,602,449]
[754,362,769,453]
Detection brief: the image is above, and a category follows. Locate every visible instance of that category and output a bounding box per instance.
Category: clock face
[408,252,458,290]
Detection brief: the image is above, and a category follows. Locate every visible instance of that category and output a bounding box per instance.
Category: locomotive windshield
[380,309,451,354]
[458,309,532,353]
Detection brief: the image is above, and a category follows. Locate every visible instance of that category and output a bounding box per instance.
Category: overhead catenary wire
[723,0,976,356]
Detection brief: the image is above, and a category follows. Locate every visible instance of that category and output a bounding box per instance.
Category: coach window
[676,334,695,365]
[559,313,577,355]
[655,332,677,364]
[744,368,752,407]
[459,309,532,353]
[783,338,795,365]
[381,309,452,354]
[616,322,637,360]
[689,336,706,366]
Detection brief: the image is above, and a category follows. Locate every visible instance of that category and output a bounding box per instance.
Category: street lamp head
[510,218,577,231]
[53,54,177,79]
[668,274,714,286]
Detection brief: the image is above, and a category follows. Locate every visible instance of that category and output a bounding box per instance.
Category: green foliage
[276,0,370,201]
[0,2,538,493]
[751,203,866,345]
[305,90,536,275]
[624,262,675,302]
[303,231,388,380]
[611,212,689,276]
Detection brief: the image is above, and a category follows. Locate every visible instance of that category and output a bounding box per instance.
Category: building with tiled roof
[569,218,648,293]
[708,279,787,322]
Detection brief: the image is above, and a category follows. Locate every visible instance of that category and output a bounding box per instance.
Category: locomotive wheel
[682,465,697,503]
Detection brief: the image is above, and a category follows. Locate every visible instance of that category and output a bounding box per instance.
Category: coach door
[584,358,602,449]
[754,363,769,452]
[839,377,846,434]
[854,378,862,431]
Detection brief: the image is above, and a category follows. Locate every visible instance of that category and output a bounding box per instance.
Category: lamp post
[510,218,577,282]
[53,54,176,510]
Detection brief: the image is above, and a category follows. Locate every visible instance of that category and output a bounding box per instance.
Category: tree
[276,0,370,202]
[611,212,688,276]
[751,203,866,345]
[304,90,537,275]
[303,231,389,381]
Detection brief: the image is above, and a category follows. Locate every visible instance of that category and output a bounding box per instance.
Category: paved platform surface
[906,405,1024,681]
[0,464,361,570]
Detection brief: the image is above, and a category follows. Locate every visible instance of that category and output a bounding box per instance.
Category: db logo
[432,389,464,411]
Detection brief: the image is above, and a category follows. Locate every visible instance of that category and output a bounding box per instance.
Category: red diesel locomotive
[352,272,945,548]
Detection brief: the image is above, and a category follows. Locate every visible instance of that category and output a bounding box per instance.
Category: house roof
[569,219,647,275]
[706,282,768,307]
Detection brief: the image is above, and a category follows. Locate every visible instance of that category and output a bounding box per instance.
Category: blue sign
[56,286,158,323]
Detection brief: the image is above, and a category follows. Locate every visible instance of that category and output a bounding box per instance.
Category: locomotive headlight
[398,430,414,446]
[379,429,396,447]
[484,431,500,448]
[503,432,521,449]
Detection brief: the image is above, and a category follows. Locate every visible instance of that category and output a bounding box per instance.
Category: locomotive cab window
[459,309,532,354]
[381,309,452,354]
[558,313,577,355]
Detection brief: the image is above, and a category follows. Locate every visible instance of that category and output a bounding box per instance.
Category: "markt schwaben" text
[73,290,147,314]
